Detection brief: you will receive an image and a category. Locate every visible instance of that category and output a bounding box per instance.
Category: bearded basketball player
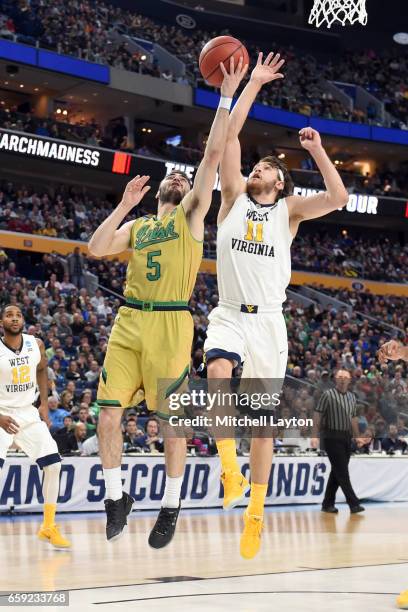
[88,58,247,547]
[204,51,350,559]
[0,304,70,549]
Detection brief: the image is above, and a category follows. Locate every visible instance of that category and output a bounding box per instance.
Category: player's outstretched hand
[0,414,19,435]
[119,175,151,213]
[250,51,285,87]
[219,56,248,98]
[377,339,403,363]
[299,127,322,151]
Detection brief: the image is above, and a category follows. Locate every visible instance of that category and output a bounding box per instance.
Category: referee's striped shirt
[315,388,357,432]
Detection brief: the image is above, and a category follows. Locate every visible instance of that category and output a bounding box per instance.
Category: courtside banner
[1,456,408,512]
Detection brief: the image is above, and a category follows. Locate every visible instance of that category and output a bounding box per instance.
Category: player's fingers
[229,55,235,74]
[264,51,274,65]
[240,63,249,79]
[235,56,243,75]
[256,51,263,65]
[219,61,227,77]
[131,175,149,189]
[272,73,284,80]
[271,52,281,66]
[275,58,285,70]
[138,175,150,185]
[141,186,151,196]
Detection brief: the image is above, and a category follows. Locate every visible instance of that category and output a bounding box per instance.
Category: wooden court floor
[1,503,407,611]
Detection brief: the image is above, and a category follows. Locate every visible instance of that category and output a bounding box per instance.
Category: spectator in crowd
[381,424,408,453]
[67,247,85,289]
[81,431,99,456]
[123,417,145,449]
[55,421,87,454]
[47,395,70,433]
[133,417,164,453]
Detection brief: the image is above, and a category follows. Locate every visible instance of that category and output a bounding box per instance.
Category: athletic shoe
[397,589,408,609]
[104,492,134,541]
[37,524,71,549]
[221,469,250,511]
[148,502,181,549]
[240,510,263,559]
[350,504,365,514]
[321,505,339,513]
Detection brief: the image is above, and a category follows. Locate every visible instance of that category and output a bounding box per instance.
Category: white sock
[162,475,183,508]
[103,467,123,501]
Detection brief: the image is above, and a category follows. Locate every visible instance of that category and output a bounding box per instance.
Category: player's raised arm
[88,175,151,257]
[218,52,285,224]
[286,128,349,230]
[182,57,248,239]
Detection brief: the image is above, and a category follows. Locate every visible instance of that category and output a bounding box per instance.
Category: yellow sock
[43,503,56,528]
[247,483,267,517]
[217,439,240,473]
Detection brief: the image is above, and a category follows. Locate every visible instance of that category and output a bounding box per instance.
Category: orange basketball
[199,36,249,87]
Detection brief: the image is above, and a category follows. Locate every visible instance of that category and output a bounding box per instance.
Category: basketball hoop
[308,0,367,28]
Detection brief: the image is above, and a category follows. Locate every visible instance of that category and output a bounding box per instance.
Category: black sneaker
[321,505,338,513]
[104,492,134,541]
[148,502,181,549]
[350,504,365,514]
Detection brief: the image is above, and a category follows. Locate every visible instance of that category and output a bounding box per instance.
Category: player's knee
[164,436,185,452]
[207,358,233,379]
[98,407,123,433]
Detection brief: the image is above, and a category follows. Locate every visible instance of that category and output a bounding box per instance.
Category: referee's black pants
[322,432,360,508]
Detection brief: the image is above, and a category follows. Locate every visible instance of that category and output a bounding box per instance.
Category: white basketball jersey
[0,334,41,410]
[217,193,293,308]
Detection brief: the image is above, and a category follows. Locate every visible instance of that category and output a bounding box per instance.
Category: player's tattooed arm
[36,338,51,428]
[183,57,247,240]
[88,175,151,256]
[218,52,285,225]
[286,128,348,232]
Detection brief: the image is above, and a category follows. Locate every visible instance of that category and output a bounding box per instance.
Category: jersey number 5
[146,250,162,281]
[244,220,264,242]
[12,365,30,384]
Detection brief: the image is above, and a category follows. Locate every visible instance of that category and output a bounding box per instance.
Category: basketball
[199,36,249,87]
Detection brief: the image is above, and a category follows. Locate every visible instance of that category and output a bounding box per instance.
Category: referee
[312,369,364,514]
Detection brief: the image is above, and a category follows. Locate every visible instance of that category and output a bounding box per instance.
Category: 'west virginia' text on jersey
[0,334,40,410]
[216,194,293,308]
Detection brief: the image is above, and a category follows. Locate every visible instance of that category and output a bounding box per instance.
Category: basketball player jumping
[205,51,350,559]
[0,305,71,549]
[88,58,247,546]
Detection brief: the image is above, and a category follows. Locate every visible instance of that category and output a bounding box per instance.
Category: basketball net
[308,0,367,28]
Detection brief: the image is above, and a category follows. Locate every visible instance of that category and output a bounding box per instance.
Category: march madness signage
[1,456,408,512]
[0,129,135,175]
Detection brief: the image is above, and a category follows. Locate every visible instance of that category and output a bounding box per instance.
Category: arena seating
[1,1,407,126]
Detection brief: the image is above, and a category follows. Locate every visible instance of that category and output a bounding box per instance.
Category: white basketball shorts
[0,405,60,470]
[204,304,288,378]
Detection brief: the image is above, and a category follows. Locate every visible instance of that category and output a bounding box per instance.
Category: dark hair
[259,156,294,198]
[0,303,23,318]
[166,170,192,187]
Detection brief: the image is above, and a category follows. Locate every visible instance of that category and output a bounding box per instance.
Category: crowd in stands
[1,0,407,127]
[323,49,408,130]
[1,180,407,283]
[1,245,407,457]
